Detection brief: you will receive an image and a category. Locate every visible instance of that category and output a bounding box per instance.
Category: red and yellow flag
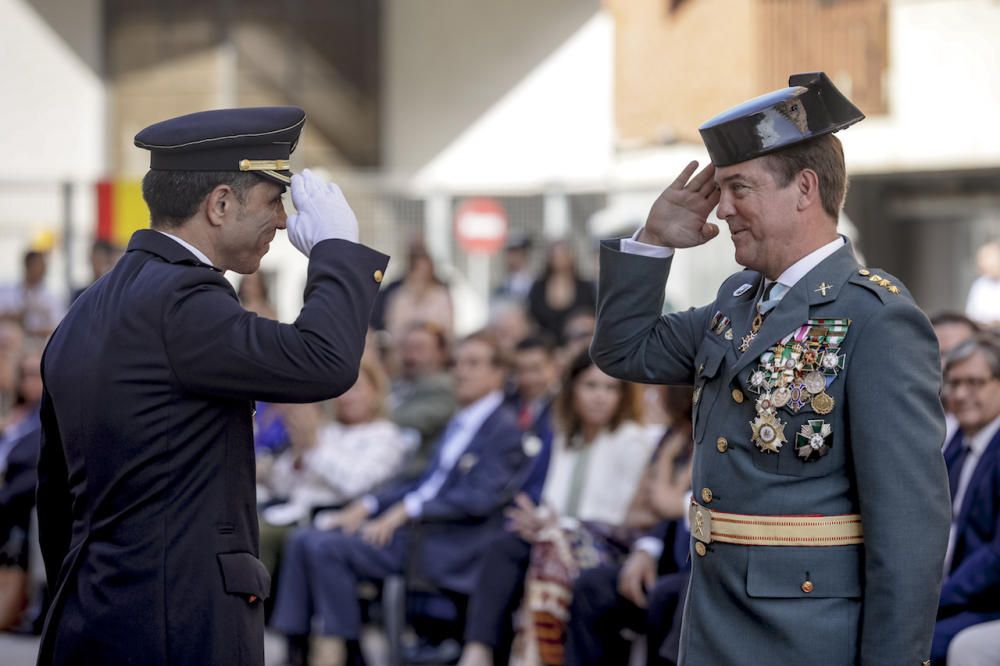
[96,180,149,247]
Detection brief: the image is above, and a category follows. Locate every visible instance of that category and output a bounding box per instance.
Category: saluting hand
[286,168,360,257]
[639,161,721,248]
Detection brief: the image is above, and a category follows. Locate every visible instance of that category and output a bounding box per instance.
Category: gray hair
[944,335,1000,379]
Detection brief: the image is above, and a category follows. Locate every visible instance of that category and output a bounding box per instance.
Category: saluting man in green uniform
[591,73,950,665]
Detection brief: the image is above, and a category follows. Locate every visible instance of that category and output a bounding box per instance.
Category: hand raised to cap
[285,168,360,257]
[639,161,721,248]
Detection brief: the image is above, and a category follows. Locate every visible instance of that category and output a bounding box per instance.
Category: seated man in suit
[505,334,559,503]
[270,330,530,666]
[933,335,1000,662]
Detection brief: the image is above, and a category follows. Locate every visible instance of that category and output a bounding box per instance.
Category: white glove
[285,168,359,257]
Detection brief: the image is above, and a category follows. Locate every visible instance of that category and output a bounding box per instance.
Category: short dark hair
[555,349,643,445]
[141,170,263,229]
[930,311,981,333]
[764,133,847,220]
[515,334,556,356]
[460,329,509,370]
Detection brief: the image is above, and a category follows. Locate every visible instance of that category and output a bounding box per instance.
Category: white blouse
[264,418,410,525]
[541,421,656,526]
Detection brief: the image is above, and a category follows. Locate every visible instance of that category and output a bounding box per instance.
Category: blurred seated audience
[932,313,982,445]
[528,241,596,346]
[493,233,536,304]
[257,358,408,577]
[566,385,695,666]
[238,271,277,319]
[0,345,44,629]
[458,350,654,666]
[557,307,596,373]
[71,239,123,302]
[270,332,531,666]
[506,336,560,505]
[0,320,25,421]
[932,335,1000,662]
[388,321,457,479]
[0,251,63,338]
[384,242,453,344]
[488,299,533,360]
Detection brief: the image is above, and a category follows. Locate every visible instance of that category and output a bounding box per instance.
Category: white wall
[0,0,105,294]
[845,0,1000,173]
[383,0,612,191]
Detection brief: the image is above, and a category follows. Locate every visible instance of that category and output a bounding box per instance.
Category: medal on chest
[744,318,850,458]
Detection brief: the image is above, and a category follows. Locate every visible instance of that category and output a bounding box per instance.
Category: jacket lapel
[954,427,1000,547]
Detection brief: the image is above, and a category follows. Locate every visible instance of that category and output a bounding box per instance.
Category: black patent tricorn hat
[134,106,306,185]
[698,72,864,167]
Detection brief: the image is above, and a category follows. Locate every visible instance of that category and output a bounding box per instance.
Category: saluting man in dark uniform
[591,74,950,665]
[35,107,389,666]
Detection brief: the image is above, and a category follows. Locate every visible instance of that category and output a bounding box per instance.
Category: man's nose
[276,208,288,230]
[716,192,735,220]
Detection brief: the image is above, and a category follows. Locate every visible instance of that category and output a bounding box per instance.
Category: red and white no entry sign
[454,197,508,255]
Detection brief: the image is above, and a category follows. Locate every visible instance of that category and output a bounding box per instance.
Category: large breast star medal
[750,411,786,453]
[795,420,832,460]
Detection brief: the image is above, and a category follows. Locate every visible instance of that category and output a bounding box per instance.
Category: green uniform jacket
[591,239,950,665]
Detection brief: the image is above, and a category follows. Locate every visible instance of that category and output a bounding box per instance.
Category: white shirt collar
[966,413,1000,457]
[769,236,846,290]
[155,230,215,267]
[453,390,505,430]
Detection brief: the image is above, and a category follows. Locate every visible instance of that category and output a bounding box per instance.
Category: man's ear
[796,168,821,212]
[205,184,235,228]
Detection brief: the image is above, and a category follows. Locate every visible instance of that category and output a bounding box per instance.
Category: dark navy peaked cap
[134,106,306,185]
[699,72,864,167]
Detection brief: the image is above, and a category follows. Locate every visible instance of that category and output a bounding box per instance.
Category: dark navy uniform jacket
[36,230,388,665]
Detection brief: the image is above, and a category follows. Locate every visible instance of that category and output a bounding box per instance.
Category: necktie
[944,432,969,503]
[757,281,789,316]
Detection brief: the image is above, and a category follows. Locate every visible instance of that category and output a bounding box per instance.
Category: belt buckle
[689,503,713,544]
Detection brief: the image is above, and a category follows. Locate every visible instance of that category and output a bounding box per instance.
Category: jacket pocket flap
[746,546,862,599]
[217,552,271,600]
[695,340,727,380]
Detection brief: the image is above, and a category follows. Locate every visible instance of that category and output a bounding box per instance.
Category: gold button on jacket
[701,487,713,503]
[716,437,729,453]
[373,270,384,283]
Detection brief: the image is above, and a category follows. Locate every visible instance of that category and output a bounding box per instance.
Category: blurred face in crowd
[24,253,47,287]
[935,321,977,368]
[505,247,528,273]
[400,327,447,380]
[213,180,287,274]
[572,364,622,432]
[335,371,377,425]
[547,241,575,274]
[945,350,1000,436]
[18,351,43,406]
[715,158,807,278]
[91,244,121,279]
[0,321,24,392]
[515,347,557,402]
[452,339,505,406]
[489,304,530,357]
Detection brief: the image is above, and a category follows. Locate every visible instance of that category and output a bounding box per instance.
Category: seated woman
[258,357,410,577]
[459,350,657,666]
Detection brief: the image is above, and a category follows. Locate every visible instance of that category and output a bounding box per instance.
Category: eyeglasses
[944,376,997,392]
